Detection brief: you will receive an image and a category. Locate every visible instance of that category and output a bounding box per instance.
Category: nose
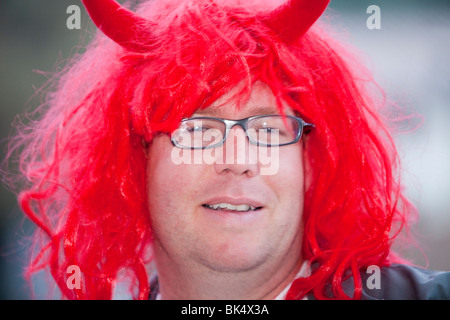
[213,126,260,177]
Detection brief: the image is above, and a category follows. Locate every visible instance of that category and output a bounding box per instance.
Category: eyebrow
[194,105,285,118]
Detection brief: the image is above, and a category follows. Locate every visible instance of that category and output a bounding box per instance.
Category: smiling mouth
[202,203,263,212]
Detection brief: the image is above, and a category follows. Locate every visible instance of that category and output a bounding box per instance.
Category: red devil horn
[81,0,151,52]
[262,0,330,44]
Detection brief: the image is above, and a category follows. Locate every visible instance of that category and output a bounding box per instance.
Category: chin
[193,241,272,273]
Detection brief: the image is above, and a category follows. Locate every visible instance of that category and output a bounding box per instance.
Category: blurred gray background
[1,0,449,299]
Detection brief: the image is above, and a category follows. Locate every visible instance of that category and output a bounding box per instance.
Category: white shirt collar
[274,260,310,300]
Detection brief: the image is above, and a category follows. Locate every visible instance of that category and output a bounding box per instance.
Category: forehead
[194,81,294,119]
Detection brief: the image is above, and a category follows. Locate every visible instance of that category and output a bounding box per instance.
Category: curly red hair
[4,0,416,299]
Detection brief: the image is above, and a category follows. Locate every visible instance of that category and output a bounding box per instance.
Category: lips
[203,203,259,212]
[202,198,264,213]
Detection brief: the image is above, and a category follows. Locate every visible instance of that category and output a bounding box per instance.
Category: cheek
[146,139,173,204]
[270,145,305,211]
[146,136,196,191]
[145,137,202,229]
[146,138,185,221]
[278,145,305,186]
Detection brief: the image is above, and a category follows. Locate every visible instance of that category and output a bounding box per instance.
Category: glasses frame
[170,114,314,149]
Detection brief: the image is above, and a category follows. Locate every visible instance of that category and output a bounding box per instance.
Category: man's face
[146,82,305,275]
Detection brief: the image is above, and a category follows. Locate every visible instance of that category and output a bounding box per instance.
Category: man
[4,0,449,300]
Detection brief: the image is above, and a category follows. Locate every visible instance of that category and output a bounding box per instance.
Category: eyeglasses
[170,115,314,149]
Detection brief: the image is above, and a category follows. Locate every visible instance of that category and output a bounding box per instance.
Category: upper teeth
[205,203,257,212]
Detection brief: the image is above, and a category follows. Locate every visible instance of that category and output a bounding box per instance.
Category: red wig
[5,0,416,299]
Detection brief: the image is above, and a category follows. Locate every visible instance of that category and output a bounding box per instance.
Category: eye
[255,125,286,136]
[259,127,276,133]
[182,121,210,133]
[186,125,204,132]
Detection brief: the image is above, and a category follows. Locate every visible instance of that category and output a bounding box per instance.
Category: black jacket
[359,264,450,300]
